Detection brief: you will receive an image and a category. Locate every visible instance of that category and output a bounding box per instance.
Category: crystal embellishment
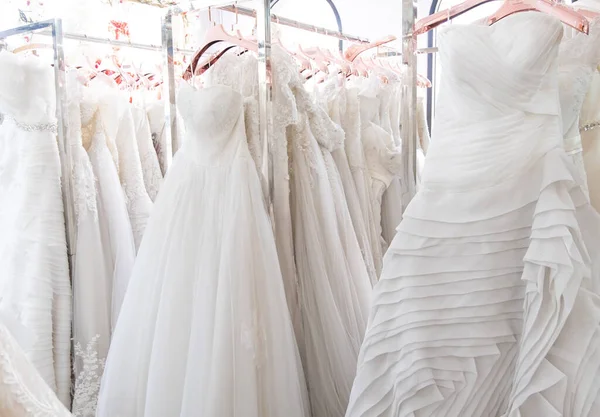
[580,121,600,133]
[1,113,58,133]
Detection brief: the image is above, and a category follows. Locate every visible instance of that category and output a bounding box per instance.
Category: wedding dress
[0,312,72,417]
[132,106,162,202]
[66,74,112,417]
[359,91,403,259]
[113,99,153,250]
[290,79,372,417]
[341,86,382,282]
[205,49,374,416]
[416,96,430,189]
[378,84,405,249]
[0,51,71,406]
[146,99,186,175]
[95,84,310,417]
[81,77,136,331]
[320,81,377,283]
[203,50,302,354]
[346,13,600,417]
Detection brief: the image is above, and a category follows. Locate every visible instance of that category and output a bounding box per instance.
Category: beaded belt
[0,113,58,134]
[580,120,600,133]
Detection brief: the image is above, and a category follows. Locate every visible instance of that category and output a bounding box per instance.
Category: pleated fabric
[0,51,71,406]
[346,12,600,417]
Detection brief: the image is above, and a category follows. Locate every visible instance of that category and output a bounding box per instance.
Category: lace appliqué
[71,335,105,417]
[140,150,163,201]
[71,154,99,224]
[290,114,318,188]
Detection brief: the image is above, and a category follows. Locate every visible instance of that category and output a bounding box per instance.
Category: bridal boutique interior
[1,0,600,416]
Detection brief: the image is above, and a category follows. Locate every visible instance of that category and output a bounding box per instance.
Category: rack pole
[161,7,178,171]
[401,0,418,201]
[36,29,194,54]
[0,19,76,268]
[218,4,370,44]
[255,0,273,203]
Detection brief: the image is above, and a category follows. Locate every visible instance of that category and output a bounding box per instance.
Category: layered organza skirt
[345,148,600,417]
[95,148,310,417]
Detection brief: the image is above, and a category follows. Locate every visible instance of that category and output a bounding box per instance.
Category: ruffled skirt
[345,148,600,417]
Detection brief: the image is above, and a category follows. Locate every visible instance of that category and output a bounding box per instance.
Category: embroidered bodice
[177,84,245,165]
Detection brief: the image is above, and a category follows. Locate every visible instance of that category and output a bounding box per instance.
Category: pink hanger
[488,0,587,29]
[344,35,396,62]
[183,24,257,80]
[414,0,588,35]
[299,45,330,74]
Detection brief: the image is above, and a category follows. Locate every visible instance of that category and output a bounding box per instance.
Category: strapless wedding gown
[346,13,600,417]
[95,84,310,417]
[0,51,71,406]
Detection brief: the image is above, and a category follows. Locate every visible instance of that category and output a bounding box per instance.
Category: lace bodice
[178,84,245,165]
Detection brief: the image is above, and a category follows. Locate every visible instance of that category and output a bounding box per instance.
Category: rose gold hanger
[353,57,370,77]
[12,43,52,53]
[299,45,330,74]
[414,0,589,35]
[489,0,588,29]
[344,35,397,62]
[183,7,258,80]
[322,47,352,76]
[578,9,600,19]
[271,15,312,72]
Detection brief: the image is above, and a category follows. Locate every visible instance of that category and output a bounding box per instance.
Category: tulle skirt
[96,150,310,417]
[346,148,600,417]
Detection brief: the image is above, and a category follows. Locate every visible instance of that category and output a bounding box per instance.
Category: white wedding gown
[131,106,162,202]
[96,84,310,417]
[320,82,378,283]
[81,78,136,332]
[0,51,71,406]
[346,13,600,417]
[67,73,112,417]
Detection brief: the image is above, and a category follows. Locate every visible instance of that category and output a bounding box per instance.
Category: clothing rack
[402,0,418,201]
[218,4,371,44]
[0,19,76,267]
[37,30,195,54]
[161,1,409,204]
